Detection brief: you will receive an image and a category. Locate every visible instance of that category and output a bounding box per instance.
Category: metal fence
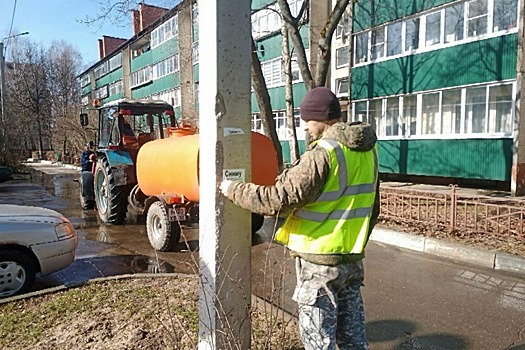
[379,185,525,236]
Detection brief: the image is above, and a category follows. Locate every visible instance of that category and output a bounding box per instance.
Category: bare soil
[0,276,302,350]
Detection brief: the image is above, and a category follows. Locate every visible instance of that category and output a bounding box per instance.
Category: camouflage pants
[292,258,368,350]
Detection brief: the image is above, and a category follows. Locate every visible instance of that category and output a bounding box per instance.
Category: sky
[0,0,174,68]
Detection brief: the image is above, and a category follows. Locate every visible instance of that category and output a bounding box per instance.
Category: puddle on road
[31,254,180,293]
[83,223,147,244]
[128,255,177,274]
[74,254,177,276]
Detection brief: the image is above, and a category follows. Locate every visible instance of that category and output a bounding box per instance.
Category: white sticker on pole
[223,127,245,137]
[223,169,246,182]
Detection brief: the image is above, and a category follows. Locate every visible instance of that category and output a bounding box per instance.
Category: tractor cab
[81,99,176,156]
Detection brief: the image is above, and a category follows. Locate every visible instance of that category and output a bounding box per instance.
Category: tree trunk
[281,24,300,164]
[251,37,284,172]
[277,0,315,91]
[36,112,44,159]
[315,0,350,86]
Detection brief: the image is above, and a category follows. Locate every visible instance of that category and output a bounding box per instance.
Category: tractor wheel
[0,250,37,298]
[146,201,181,252]
[94,158,129,224]
[252,213,264,233]
[79,172,95,210]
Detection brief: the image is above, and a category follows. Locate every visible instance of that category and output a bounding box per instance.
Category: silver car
[0,205,78,298]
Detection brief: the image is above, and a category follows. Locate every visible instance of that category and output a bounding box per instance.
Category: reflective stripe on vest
[275,140,378,255]
[294,139,378,222]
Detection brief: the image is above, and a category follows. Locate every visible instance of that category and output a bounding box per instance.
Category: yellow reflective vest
[275,139,378,255]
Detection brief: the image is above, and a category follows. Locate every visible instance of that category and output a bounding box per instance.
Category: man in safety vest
[220,86,379,350]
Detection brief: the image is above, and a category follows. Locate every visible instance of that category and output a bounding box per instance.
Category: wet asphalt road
[0,164,200,286]
[2,163,525,349]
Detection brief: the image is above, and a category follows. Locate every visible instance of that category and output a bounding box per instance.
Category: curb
[370,227,525,277]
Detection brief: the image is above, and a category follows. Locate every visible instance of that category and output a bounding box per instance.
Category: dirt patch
[0,276,302,350]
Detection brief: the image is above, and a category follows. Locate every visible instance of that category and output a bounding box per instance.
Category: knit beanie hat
[300,87,341,122]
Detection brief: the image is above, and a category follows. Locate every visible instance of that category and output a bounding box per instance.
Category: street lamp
[0,32,29,146]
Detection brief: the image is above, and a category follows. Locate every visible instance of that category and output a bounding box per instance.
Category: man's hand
[219,179,232,196]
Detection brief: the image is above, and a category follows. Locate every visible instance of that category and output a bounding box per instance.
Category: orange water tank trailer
[136,131,278,202]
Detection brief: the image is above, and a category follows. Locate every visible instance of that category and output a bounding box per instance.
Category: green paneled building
[332,0,525,194]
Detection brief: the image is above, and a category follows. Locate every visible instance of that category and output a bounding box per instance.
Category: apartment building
[79,1,198,121]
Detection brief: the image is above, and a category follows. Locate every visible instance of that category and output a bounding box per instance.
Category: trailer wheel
[146,201,181,252]
[94,158,129,224]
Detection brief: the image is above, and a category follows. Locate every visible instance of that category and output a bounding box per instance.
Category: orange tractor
[80,99,278,251]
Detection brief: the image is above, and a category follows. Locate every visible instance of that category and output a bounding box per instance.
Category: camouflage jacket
[226,122,380,264]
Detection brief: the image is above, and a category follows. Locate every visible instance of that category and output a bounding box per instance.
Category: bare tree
[9,41,52,159]
[47,40,91,158]
[276,0,350,148]
[79,0,144,28]
[276,0,313,88]
[278,0,350,88]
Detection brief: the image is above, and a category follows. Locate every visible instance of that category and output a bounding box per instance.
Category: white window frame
[354,31,369,64]
[94,85,108,99]
[252,1,306,40]
[336,9,351,39]
[192,42,199,65]
[109,80,123,96]
[150,88,181,108]
[370,26,386,61]
[423,11,443,47]
[386,21,402,57]
[131,66,152,88]
[192,3,198,24]
[108,53,122,72]
[94,61,109,79]
[351,81,515,140]
[444,3,465,44]
[151,14,179,49]
[152,54,180,80]
[335,46,350,68]
[80,74,91,87]
[352,0,519,67]
[335,77,349,97]
[466,0,489,38]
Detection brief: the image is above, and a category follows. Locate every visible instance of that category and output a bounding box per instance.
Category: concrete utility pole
[198,1,252,349]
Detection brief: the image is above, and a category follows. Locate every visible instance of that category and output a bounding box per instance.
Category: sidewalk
[26,159,81,171]
[370,227,525,277]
